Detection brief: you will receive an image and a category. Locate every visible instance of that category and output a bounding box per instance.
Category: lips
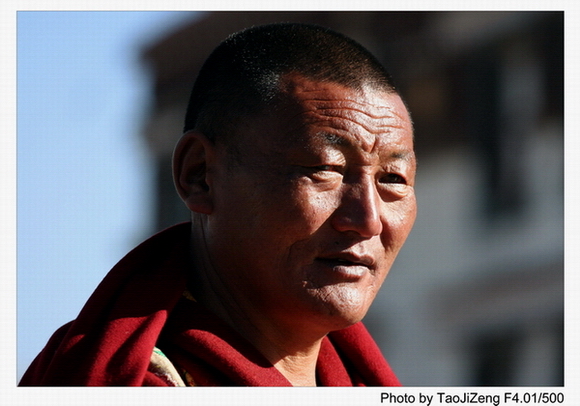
[314,252,376,278]
[317,252,374,267]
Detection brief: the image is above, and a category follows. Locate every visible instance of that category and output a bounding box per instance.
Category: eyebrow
[315,132,347,146]
[314,131,415,162]
[389,150,415,163]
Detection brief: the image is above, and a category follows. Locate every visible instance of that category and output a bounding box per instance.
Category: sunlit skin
[173,73,417,386]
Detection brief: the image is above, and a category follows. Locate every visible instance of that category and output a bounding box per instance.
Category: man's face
[204,74,417,335]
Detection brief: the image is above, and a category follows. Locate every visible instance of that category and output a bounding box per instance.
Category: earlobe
[172,131,215,215]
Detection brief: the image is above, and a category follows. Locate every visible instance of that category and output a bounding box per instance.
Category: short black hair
[183,22,398,141]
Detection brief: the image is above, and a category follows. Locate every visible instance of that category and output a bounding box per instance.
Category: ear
[172,131,215,215]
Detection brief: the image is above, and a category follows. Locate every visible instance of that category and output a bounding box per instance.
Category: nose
[330,177,383,238]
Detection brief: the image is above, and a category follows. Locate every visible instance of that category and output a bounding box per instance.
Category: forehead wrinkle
[303,95,407,129]
[315,107,407,133]
[302,96,395,118]
[312,131,415,166]
[302,95,405,126]
[297,109,404,148]
[275,82,413,156]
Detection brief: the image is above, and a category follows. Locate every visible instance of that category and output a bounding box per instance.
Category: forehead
[237,75,414,161]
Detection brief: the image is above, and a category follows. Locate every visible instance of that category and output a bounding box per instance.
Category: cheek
[264,176,338,225]
[225,180,336,251]
[290,188,340,232]
[380,194,417,249]
[250,189,339,268]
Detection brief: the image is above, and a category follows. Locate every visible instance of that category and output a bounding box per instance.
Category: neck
[187,218,324,386]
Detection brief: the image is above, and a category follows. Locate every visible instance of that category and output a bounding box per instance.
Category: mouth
[314,253,375,279]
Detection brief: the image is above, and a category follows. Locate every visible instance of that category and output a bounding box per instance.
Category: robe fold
[20,222,401,387]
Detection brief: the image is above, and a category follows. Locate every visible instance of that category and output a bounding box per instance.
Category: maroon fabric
[20,222,401,387]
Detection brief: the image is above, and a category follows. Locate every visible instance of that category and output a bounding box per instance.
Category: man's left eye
[381,173,406,184]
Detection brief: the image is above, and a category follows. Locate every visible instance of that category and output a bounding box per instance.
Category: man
[20,22,416,386]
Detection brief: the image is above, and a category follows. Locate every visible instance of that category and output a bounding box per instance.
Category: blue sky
[17,11,200,380]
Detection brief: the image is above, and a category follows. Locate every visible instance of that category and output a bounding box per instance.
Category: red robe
[19,223,401,386]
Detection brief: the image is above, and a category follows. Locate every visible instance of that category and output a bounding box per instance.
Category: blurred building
[139,11,563,386]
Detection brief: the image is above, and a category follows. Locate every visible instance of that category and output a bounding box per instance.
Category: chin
[306,285,374,331]
[317,308,368,333]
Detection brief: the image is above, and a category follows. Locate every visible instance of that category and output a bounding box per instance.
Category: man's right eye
[311,165,334,171]
[301,165,343,183]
